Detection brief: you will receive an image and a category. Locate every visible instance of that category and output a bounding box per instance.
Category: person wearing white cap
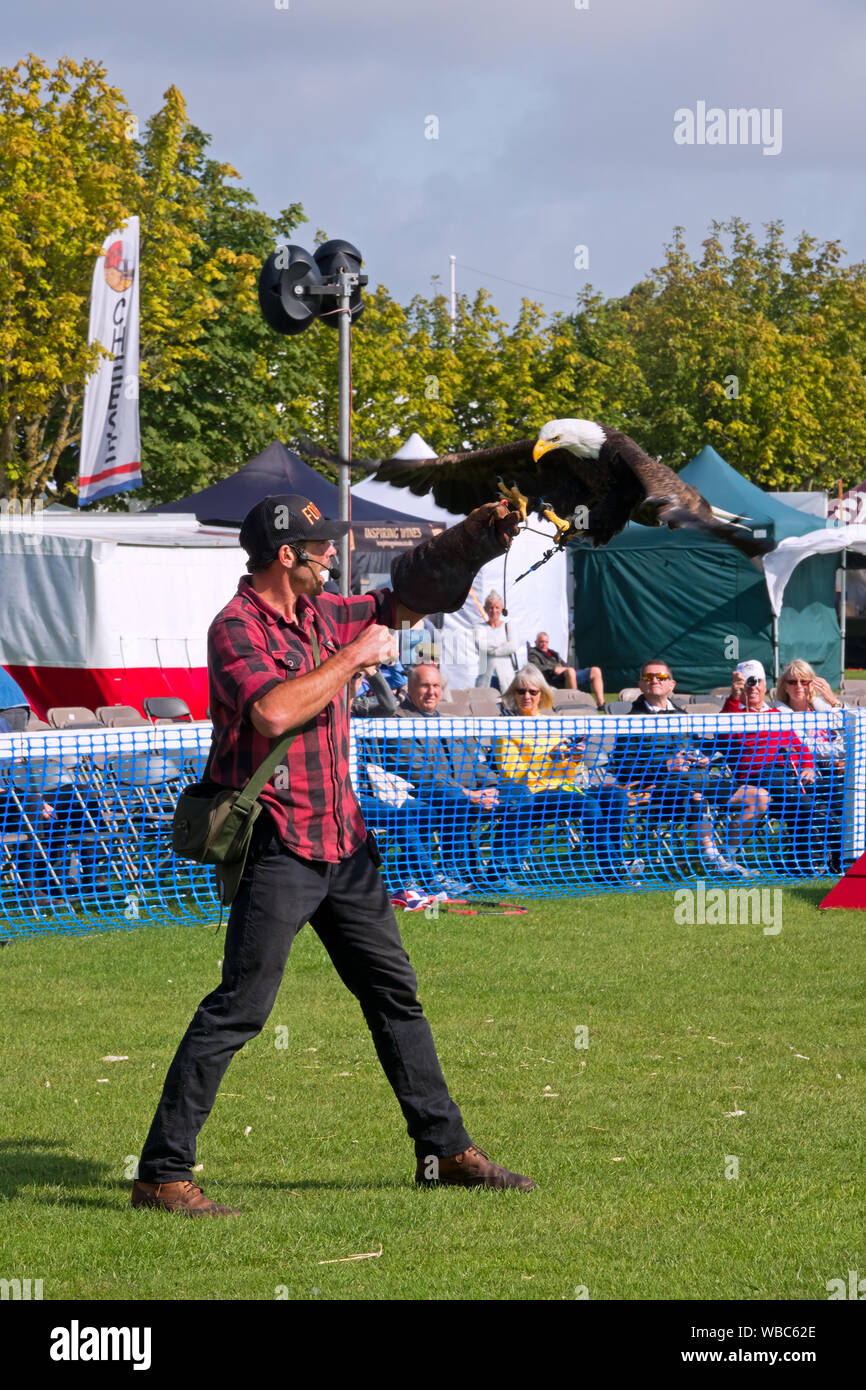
[721,659,823,871]
[728,659,772,712]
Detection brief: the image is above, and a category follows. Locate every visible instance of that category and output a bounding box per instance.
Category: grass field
[1,882,864,1302]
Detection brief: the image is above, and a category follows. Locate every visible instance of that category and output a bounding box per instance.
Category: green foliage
[572,219,866,489]
[0,57,277,504]
[133,124,310,503]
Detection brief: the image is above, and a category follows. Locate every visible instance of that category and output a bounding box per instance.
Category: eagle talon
[541,504,577,547]
[497,478,529,522]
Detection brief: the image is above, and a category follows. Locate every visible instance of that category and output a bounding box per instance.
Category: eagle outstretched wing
[294,425,770,557]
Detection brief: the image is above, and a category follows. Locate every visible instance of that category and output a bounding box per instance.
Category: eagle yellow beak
[532,438,558,464]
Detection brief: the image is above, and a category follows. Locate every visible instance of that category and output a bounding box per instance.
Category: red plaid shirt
[207,575,396,862]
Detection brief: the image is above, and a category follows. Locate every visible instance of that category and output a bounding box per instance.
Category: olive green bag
[171,632,320,906]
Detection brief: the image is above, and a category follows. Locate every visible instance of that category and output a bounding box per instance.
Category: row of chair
[32,698,195,732]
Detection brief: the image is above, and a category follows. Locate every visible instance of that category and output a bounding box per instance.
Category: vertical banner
[78,217,141,506]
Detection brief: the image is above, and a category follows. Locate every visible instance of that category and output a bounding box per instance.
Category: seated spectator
[528,632,605,710]
[495,665,632,879]
[606,659,760,877]
[350,665,401,718]
[378,662,505,890]
[772,658,846,840]
[0,666,31,732]
[721,659,824,869]
[628,663,688,714]
[474,590,519,692]
[773,659,847,719]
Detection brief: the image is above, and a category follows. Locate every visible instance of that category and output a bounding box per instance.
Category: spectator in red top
[132,491,535,1217]
[720,659,822,869]
[721,660,816,782]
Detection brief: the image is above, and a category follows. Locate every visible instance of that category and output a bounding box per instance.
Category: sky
[5,0,866,323]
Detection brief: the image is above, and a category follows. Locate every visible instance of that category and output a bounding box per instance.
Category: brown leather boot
[415,1145,536,1190]
[131,1179,241,1216]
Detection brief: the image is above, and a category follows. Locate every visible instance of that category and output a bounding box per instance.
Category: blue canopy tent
[151,439,441,565]
[571,446,839,691]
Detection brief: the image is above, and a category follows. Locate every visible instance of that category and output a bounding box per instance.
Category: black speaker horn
[257,245,323,336]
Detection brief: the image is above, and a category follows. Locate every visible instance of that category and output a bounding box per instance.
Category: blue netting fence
[2,709,863,936]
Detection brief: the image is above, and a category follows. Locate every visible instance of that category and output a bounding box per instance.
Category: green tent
[571,446,840,692]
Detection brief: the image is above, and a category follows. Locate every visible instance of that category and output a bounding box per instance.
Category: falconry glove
[390,501,520,614]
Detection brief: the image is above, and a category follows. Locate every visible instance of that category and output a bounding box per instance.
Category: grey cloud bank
[3,0,865,321]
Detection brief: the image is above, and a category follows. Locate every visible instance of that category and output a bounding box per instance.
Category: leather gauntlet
[390,501,520,614]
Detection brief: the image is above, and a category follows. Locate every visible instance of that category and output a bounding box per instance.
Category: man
[607,659,757,877]
[388,662,506,888]
[131,491,534,1216]
[627,661,688,715]
[720,659,819,867]
[528,633,604,710]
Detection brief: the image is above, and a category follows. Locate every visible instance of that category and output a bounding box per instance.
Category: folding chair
[3,758,107,909]
[96,706,147,726]
[553,689,597,709]
[554,692,597,711]
[47,707,99,729]
[101,749,185,885]
[143,696,193,723]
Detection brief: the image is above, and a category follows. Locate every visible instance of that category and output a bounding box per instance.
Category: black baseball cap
[239,493,350,558]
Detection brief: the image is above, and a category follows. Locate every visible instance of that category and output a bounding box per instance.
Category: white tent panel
[0,525,243,670]
[762,524,866,616]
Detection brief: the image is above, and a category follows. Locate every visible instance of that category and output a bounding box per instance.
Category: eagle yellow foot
[497,479,529,522]
[542,505,578,546]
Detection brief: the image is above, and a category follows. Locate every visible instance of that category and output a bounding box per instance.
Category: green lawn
[1,885,864,1301]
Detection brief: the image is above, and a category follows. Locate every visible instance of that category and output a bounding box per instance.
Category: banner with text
[78,217,141,505]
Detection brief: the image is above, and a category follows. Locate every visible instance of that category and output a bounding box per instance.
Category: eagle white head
[532,418,606,463]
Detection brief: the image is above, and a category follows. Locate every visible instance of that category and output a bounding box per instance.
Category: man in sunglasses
[607,660,755,877]
[132,491,536,1216]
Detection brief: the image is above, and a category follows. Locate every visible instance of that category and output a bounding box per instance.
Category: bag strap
[221,627,322,812]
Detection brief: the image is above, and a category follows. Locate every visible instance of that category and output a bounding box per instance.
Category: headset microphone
[292,545,340,586]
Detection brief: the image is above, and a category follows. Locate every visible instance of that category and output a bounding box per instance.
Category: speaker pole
[337,273,352,597]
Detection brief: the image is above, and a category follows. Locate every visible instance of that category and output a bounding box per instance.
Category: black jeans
[138,818,471,1183]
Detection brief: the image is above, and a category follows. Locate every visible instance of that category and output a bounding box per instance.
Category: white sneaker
[705,846,759,878]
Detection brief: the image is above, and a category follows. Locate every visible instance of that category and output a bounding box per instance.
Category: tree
[567,219,866,489]
[0,56,238,503]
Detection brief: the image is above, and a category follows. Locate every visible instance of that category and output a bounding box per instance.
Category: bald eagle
[298,419,768,556]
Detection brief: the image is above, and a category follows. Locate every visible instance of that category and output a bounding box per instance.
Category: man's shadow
[0,1139,404,1202]
[0,1137,115,1206]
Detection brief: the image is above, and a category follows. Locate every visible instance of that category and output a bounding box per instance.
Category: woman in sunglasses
[492,666,630,882]
[773,660,845,716]
[773,659,847,836]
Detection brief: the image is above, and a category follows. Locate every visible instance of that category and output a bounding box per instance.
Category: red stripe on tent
[6,665,209,721]
[819,853,866,909]
[79,459,142,488]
